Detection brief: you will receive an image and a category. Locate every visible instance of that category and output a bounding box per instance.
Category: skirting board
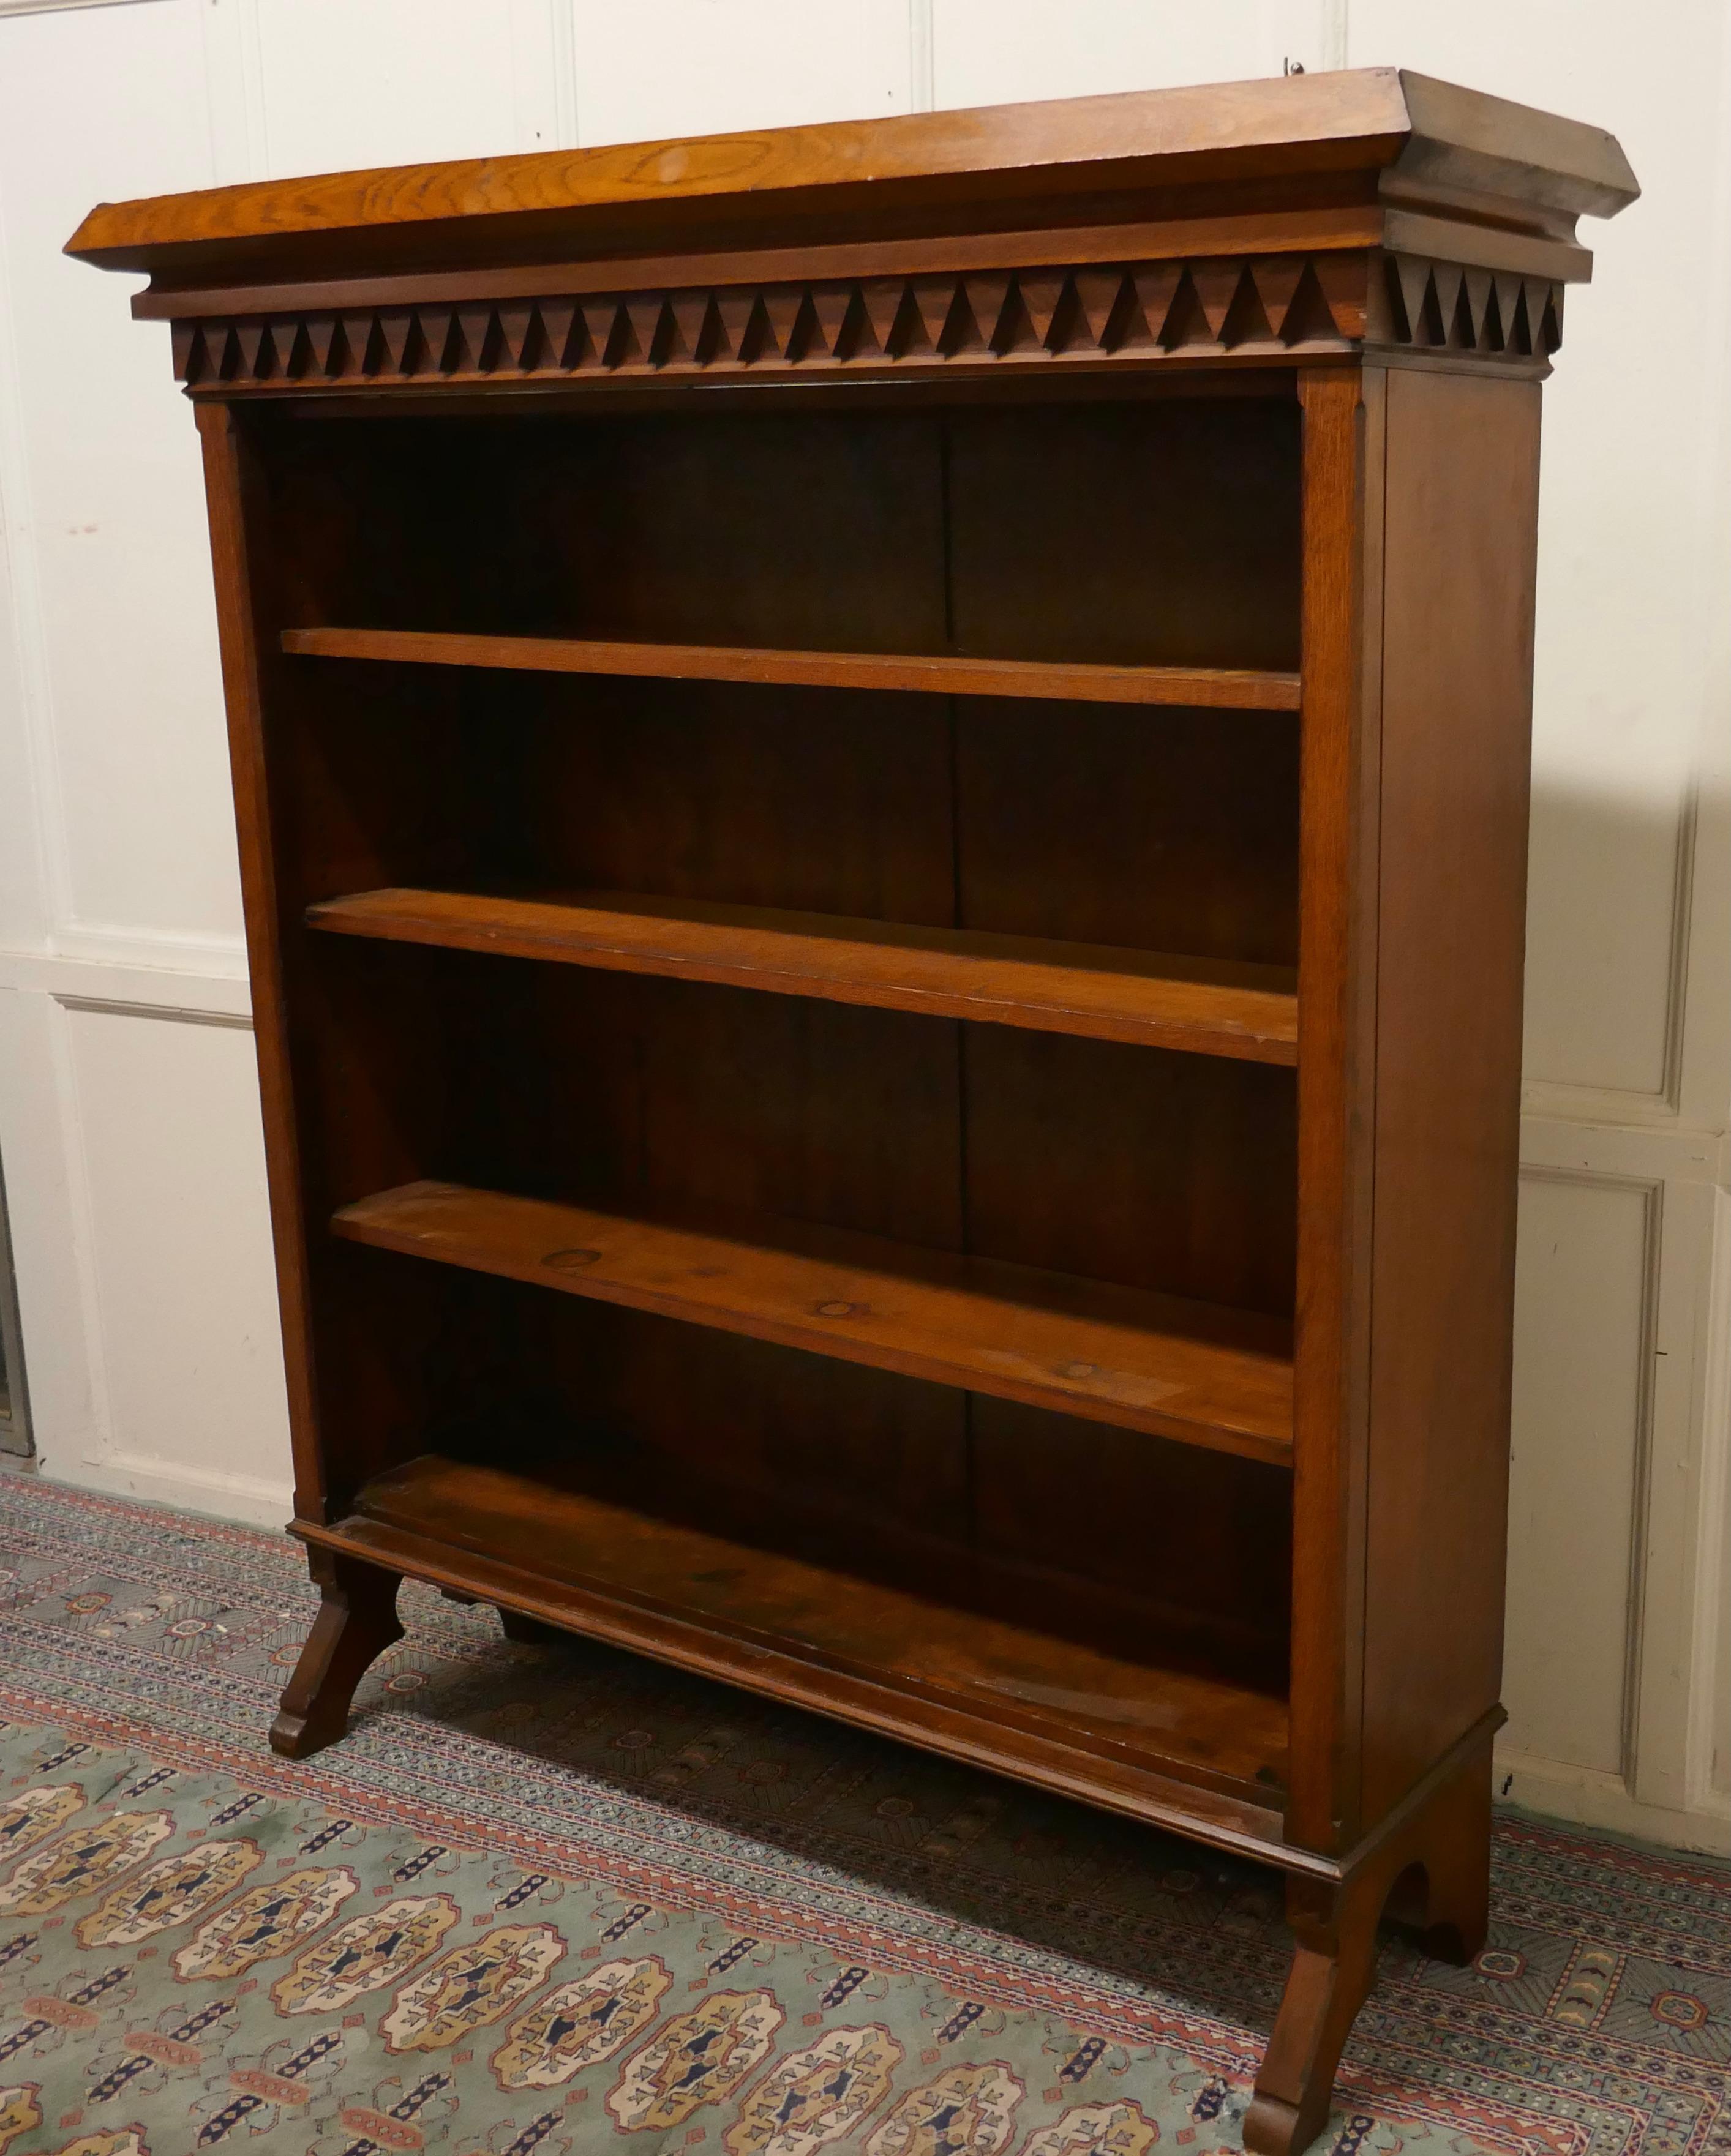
[53,1451,292,1533]
[1494,1742,1731,1857]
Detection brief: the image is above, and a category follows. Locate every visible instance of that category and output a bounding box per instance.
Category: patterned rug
[0,1472,1726,2156]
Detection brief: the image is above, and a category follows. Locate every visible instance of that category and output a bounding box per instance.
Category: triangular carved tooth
[806,285,854,359]
[413,307,456,372]
[1507,284,1534,354]
[536,299,577,370]
[907,275,958,354]
[666,291,713,364]
[960,273,1013,353]
[1015,271,1066,350]
[495,303,538,370]
[1417,268,1447,345]
[1070,268,1125,349]
[1125,263,1183,348]
[942,284,986,356]
[1394,258,1433,346]
[1539,283,1563,353]
[452,305,494,372]
[621,294,666,367]
[1248,258,1307,337]
[1219,265,1275,347]
[857,278,906,357]
[1155,268,1214,349]
[209,325,241,380]
[1280,262,1347,346]
[170,320,200,381]
[1310,254,1369,340]
[1187,260,1240,343]
[758,287,806,361]
[302,315,339,375]
[1462,268,1493,350]
[339,313,377,376]
[235,320,272,378]
[279,321,314,378]
[1480,279,1506,351]
[375,308,415,375]
[577,298,622,367]
[712,290,759,362]
[1429,262,1466,348]
[1492,274,1523,351]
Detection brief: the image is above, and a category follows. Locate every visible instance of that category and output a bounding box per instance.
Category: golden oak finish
[73,69,1633,2154]
[68,69,1633,286]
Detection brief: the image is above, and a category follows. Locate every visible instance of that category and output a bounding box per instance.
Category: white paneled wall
[0,0,1725,1854]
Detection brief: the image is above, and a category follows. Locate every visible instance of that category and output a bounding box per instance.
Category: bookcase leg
[1244,1745,1494,2155]
[1242,1870,1383,2156]
[270,1551,404,1759]
[1410,1759,1492,1966]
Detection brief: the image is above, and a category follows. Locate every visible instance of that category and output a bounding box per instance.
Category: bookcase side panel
[1359,365,1542,1828]
[1287,364,1384,1856]
[199,402,489,1527]
[197,402,328,1523]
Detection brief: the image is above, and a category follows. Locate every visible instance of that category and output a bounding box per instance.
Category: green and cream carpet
[0,1470,1725,2156]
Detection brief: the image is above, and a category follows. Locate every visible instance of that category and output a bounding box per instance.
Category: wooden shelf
[281,626,1302,712]
[306,1453,1292,1835]
[331,1180,1295,1464]
[307,887,1300,1065]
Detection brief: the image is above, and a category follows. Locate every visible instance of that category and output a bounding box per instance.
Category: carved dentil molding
[171,251,1563,391]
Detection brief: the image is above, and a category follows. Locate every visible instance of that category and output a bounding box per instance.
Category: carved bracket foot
[270,1549,404,1759]
[1244,1742,1493,2155]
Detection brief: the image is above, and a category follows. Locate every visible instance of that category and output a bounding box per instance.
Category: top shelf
[281,626,1302,713]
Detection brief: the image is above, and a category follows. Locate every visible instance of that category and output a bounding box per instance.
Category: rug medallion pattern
[0,1473,1726,2156]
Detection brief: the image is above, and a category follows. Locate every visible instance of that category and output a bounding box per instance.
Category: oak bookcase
[71,69,1635,2150]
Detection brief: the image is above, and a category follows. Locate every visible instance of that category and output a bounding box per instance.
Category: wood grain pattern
[331,1179,1294,1462]
[66,69,1634,284]
[282,624,1301,710]
[306,887,1300,1063]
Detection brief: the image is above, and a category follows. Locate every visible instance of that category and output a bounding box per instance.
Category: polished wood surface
[77,72,1635,2156]
[283,624,1302,710]
[307,887,1299,1063]
[1357,367,1539,1822]
[332,1178,1295,1461]
[1286,365,1381,1855]
[67,69,1634,290]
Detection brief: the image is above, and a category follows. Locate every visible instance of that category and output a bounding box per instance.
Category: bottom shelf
[307,1454,1295,1860]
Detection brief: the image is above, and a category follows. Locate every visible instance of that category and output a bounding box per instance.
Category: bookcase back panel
[517,678,961,927]
[270,666,1299,976]
[954,700,1298,965]
[945,400,1301,670]
[265,395,1301,670]
[301,946,1293,1316]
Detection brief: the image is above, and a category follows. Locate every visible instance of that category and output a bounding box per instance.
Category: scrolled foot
[1248,1740,1496,2152]
[1242,2092,1307,2156]
[270,1549,403,1759]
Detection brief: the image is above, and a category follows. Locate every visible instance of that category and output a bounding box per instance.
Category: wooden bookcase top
[67,67,1635,296]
